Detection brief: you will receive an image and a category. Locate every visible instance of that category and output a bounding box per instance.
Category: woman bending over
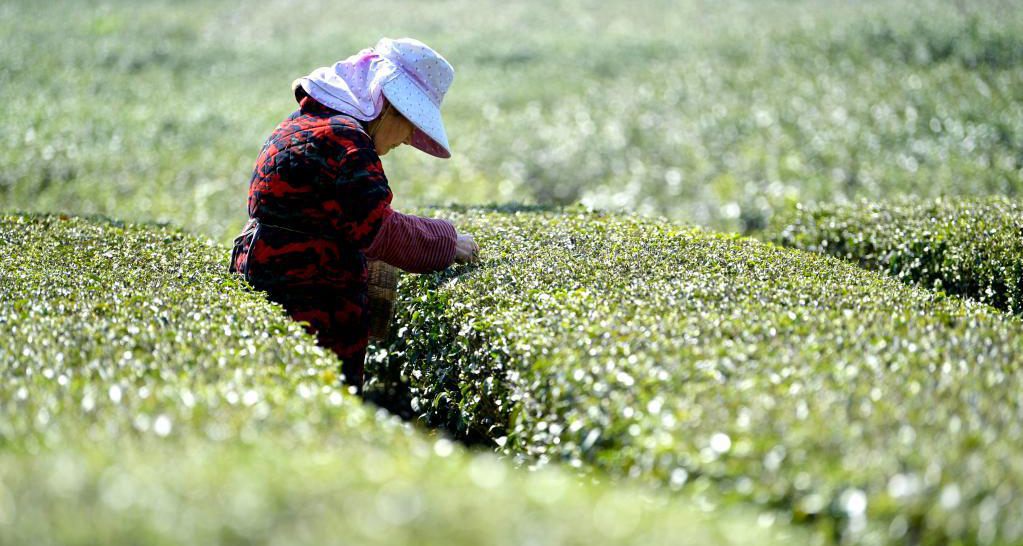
[230,38,478,392]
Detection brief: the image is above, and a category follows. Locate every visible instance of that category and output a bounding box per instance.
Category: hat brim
[382,77,451,159]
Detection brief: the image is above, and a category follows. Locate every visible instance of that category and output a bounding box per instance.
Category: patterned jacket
[230,95,455,385]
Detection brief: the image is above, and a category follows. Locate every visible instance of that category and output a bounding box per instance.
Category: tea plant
[371,206,1023,545]
[0,213,798,546]
[767,197,1023,314]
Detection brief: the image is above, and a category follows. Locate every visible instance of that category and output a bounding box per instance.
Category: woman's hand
[454,233,480,264]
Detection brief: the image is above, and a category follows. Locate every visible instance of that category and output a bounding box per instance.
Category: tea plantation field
[4,0,1023,543]
[1,0,1021,239]
[371,206,1023,545]
[0,214,802,546]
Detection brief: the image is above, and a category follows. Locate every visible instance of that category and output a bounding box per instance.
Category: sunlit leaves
[769,196,1023,314]
[0,213,799,546]
[1,0,1021,240]
[371,206,1023,545]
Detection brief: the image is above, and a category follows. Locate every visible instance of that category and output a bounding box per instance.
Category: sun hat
[294,37,454,158]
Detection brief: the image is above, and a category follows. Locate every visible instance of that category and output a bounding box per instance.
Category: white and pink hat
[295,37,454,158]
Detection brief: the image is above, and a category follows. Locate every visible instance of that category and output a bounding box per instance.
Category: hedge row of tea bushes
[371,206,1023,546]
[0,214,797,546]
[766,197,1023,315]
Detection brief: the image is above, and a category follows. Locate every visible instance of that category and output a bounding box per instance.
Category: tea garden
[2,0,1022,544]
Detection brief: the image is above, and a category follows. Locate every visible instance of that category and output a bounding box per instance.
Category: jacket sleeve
[365,211,457,273]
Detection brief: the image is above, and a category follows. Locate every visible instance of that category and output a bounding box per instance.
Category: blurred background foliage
[1,0,1021,241]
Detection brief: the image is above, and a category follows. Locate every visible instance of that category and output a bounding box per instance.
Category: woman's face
[372,104,415,156]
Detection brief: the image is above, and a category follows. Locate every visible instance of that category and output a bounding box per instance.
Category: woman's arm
[365,211,457,273]
[318,115,474,271]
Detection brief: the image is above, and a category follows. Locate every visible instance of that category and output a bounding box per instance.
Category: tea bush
[371,206,1023,545]
[0,213,799,546]
[766,197,1023,314]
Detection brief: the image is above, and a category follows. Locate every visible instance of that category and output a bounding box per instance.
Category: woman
[229,38,479,392]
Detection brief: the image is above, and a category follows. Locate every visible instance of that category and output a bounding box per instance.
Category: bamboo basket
[367,259,399,341]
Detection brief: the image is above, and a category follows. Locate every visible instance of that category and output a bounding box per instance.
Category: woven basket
[367,259,399,341]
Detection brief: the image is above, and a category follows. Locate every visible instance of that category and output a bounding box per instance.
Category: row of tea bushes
[0,213,796,546]
[766,197,1023,314]
[371,206,1023,546]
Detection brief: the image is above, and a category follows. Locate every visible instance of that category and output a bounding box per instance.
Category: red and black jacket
[230,95,455,378]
